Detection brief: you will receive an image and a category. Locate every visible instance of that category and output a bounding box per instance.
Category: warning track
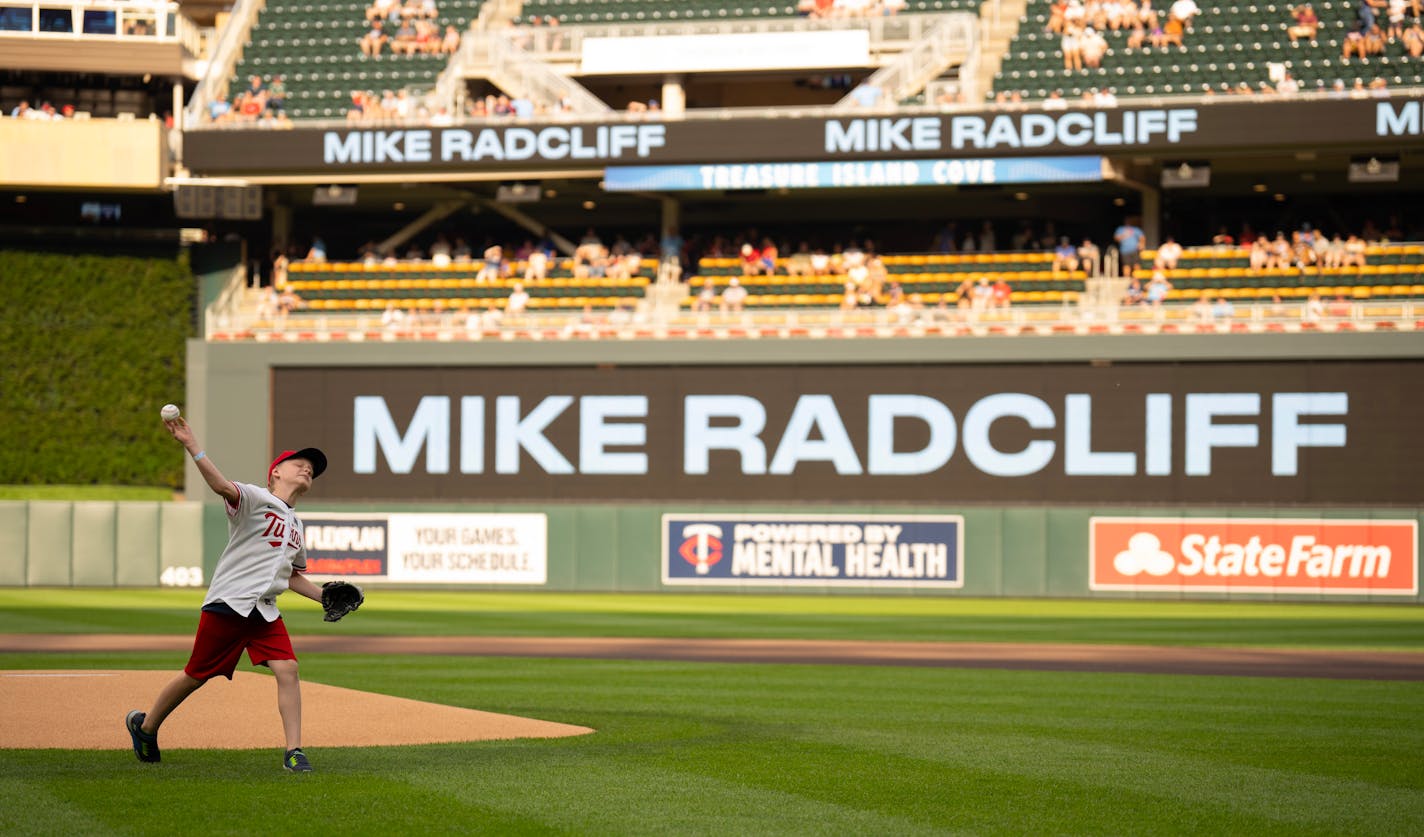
[3,634,1422,680]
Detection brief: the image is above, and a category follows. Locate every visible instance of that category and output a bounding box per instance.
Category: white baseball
[161,404,182,421]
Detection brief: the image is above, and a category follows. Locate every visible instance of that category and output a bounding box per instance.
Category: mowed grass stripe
[2,653,1422,834]
[2,591,1423,649]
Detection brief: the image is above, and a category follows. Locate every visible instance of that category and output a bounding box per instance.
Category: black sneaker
[283,748,314,773]
[125,710,160,763]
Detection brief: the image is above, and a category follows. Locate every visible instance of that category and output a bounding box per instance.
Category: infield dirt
[0,669,592,751]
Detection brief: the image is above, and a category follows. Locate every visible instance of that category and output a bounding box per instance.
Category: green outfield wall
[3,499,1418,602]
[12,330,1417,599]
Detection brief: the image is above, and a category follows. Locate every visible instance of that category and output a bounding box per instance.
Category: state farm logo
[1113,532,1177,576]
[1091,517,1418,595]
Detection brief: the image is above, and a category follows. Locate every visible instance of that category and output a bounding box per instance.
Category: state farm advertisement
[1090,517,1418,595]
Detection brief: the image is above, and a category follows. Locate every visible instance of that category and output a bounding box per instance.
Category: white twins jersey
[203,482,308,622]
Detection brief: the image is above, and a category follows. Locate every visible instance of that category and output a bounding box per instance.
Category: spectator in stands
[1043,90,1069,109]
[1052,237,1078,273]
[307,237,327,262]
[1137,0,1159,28]
[391,19,418,55]
[448,237,470,263]
[1276,72,1300,95]
[1304,292,1325,322]
[506,282,529,319]
[1123,278,1146,305]
[1343,234,1367,267]
[361,21,389,56]
[1211,226,1235,246]
[1113,217,1145,276]
[1287,4,1319,40]
[739,242,764,276]
[1342,23,1369,58]
[786,243,814,276]
[1268,232,1292,269]
[992,277,1013,308]
[1192,293,1215,322]
[368,0,396,22]
[1211,295,1235,320]
[1154,235,1183,270]
[1403,20,1423,55]
[265,75,286,112]
[1329,295,1353,317]
[1145,269,1172,306]
[721,278,747,313]
[1168,0,1199,28]
[1249,236,1271,271]
[1081,27,1109,68]
[524,244,549,281]
[1061,23,1085,71]
[430,235,452,267]
[865,256,888,300]
[207,94,230,122]
[442,24,461,54]
[1046,0,1068,31]
[1127,21,1147,48]
[759,239,779,275]
[479,244,503,281]
[1078,238,1101,275]
[1161,13,1185,45]
[693,280,717,312]
[1357,0,1386,35]
[381,301,408,330]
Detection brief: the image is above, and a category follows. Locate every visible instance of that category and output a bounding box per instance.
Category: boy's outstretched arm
[163,416,240,505]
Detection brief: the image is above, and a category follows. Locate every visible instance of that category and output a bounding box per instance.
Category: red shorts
[184,609,296,682]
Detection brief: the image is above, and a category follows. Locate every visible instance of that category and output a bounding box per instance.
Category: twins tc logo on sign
[677,524,725,575]
[663,514,964,587]
[1090,517,1418,595]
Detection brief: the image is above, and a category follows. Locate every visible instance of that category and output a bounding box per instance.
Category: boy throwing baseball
[126,413,333,772]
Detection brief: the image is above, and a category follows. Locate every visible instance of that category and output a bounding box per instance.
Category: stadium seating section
[1127,243,1424,301]
[231,0,485,119]
[995,0,1424,100]
[515,0,972,25]
[692,252,1086,307]
[275,244,1424,316]
[284,258,654,310]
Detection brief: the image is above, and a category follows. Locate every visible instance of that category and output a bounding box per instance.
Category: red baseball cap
[269,448,328,481]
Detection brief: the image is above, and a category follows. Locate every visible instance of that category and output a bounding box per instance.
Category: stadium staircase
[993,0,1424,100]
[231,0,489,119]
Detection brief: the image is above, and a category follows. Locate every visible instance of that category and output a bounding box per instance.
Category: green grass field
[3,591,1423,834]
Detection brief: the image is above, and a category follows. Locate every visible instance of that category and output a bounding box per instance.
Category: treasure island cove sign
[183,98,1424,177]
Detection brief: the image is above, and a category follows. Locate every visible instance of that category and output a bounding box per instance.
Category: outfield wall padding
[0,500,202,589]
[0,500,1418,601]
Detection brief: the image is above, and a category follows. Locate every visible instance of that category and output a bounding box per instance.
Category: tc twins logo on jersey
[262,511,302,551]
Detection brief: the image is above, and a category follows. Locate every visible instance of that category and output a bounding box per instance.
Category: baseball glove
[321,581,364,622]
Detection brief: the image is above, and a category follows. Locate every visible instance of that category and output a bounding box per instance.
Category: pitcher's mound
[0,670,593,750]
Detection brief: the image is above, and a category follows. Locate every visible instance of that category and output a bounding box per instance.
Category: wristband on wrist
[192,451,207,462]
